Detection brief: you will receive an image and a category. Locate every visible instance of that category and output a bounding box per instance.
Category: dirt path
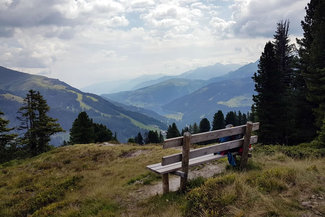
[132,161,226,199]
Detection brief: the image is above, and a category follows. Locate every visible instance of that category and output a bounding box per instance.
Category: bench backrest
[162,122,259,166]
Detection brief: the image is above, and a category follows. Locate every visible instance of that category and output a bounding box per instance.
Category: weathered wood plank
[180,132,191,192]
[162,136,258,166]
[163,122,260,148]
[252,122,260,131]
[240,122,253,170]
[162,173,169,194]
[150,153,233,174]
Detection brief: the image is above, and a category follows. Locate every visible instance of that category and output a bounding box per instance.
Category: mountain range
[81,63,240,94]
[0,66,167,145]
[103,61,258,128]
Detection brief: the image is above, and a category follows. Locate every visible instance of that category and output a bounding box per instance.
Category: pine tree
[199,118,210,133]
[159,131,164,143]
[298,0,325,129]
[225,111,237,126]
[146,130,159,143]
[69,111,95,144]
[290,57,317,144]
[212,110,225,130]
[242,113,248,125]
[273,20,295,144]
[0,110,17,163]
[93,123,112,143]
[17,90,63,155]
[135,132,144,145]
[252,42,283,144]
[166,123,181,139]
[192,122,199,134]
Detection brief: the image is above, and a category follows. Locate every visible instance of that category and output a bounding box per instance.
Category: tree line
[0,90,115,163]
[252,0,324,146]
[128,110,252,145]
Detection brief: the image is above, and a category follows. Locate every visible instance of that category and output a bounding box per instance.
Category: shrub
[246,167,296,193]
[185,174,237,216]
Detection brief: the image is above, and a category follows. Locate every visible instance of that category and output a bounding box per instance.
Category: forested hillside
[0,66,167,144]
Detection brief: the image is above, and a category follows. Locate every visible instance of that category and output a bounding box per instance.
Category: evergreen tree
[225,111,237,126]
[135,132,144,145]
[298,0,325,129]
[17,90,63,155]
[192,122,199,134]
[69,111,95,144]
[242,113,248,125]
[0,110,17,163]
[199,118,210,133]
[212,110,225,130]
[290,57,317,144]
[159,131,164,143]
[166,123,180,139]
[273,20,295,144]
[93,123,112,143]
[252,42,283,144]
[146,130,159,143]
[237,111,243,125]
[128,138,136,143]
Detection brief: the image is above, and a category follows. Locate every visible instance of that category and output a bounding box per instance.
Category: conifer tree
[252,42,283,144]
[0,110,17,163]
[242,113,248,125]
[298,0,325,129]
[159,131,164,143]
[93,123,112,143]
[192,122,199,134]
[135,132,144,145]
[225,111,237,126]
[199,118,210,132]
[212,110,225,130]
[69,111,95,144]
[166,123,180,139]
[273,20,295,144]
[17,90,63,155]
[146,130,159,143]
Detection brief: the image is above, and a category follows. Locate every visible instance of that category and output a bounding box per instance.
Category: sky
[0,0,309,88]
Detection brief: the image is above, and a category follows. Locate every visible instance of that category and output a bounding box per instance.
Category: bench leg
[162,173,169,194]
[180,173,188,192]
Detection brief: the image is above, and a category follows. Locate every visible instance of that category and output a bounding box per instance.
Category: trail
[135,161,225,198]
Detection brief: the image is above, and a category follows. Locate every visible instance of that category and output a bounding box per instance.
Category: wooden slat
[252,122,260,131]
[163,122,260,148]
[163,136,183,149]
[162,136,258,166]
[240,122,253,170]
[180,132,191,192]
[148,153,230,174]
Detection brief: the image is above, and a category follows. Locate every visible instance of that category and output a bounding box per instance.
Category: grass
[1,143,324,217]
[0,143,178,217]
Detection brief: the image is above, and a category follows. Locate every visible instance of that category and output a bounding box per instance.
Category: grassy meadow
[0,143,324,217]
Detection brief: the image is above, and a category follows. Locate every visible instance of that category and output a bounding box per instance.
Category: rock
[302,201,311,206]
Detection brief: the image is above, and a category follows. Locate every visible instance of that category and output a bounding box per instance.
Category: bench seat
[147,152,237,174]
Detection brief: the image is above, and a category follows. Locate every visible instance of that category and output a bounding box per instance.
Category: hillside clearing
[0,143,324,217]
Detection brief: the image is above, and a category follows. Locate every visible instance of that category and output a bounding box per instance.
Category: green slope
[102,78,207,113]
[0,66,167,144]
[163,77,255,126]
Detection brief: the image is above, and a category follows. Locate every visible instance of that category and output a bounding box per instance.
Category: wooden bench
[147,122,259,194]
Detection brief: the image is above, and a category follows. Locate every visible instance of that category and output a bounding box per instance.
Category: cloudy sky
[0,0,309,88]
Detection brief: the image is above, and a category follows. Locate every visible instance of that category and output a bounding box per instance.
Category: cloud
[230,0,309,37]
[0,0,311,88]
